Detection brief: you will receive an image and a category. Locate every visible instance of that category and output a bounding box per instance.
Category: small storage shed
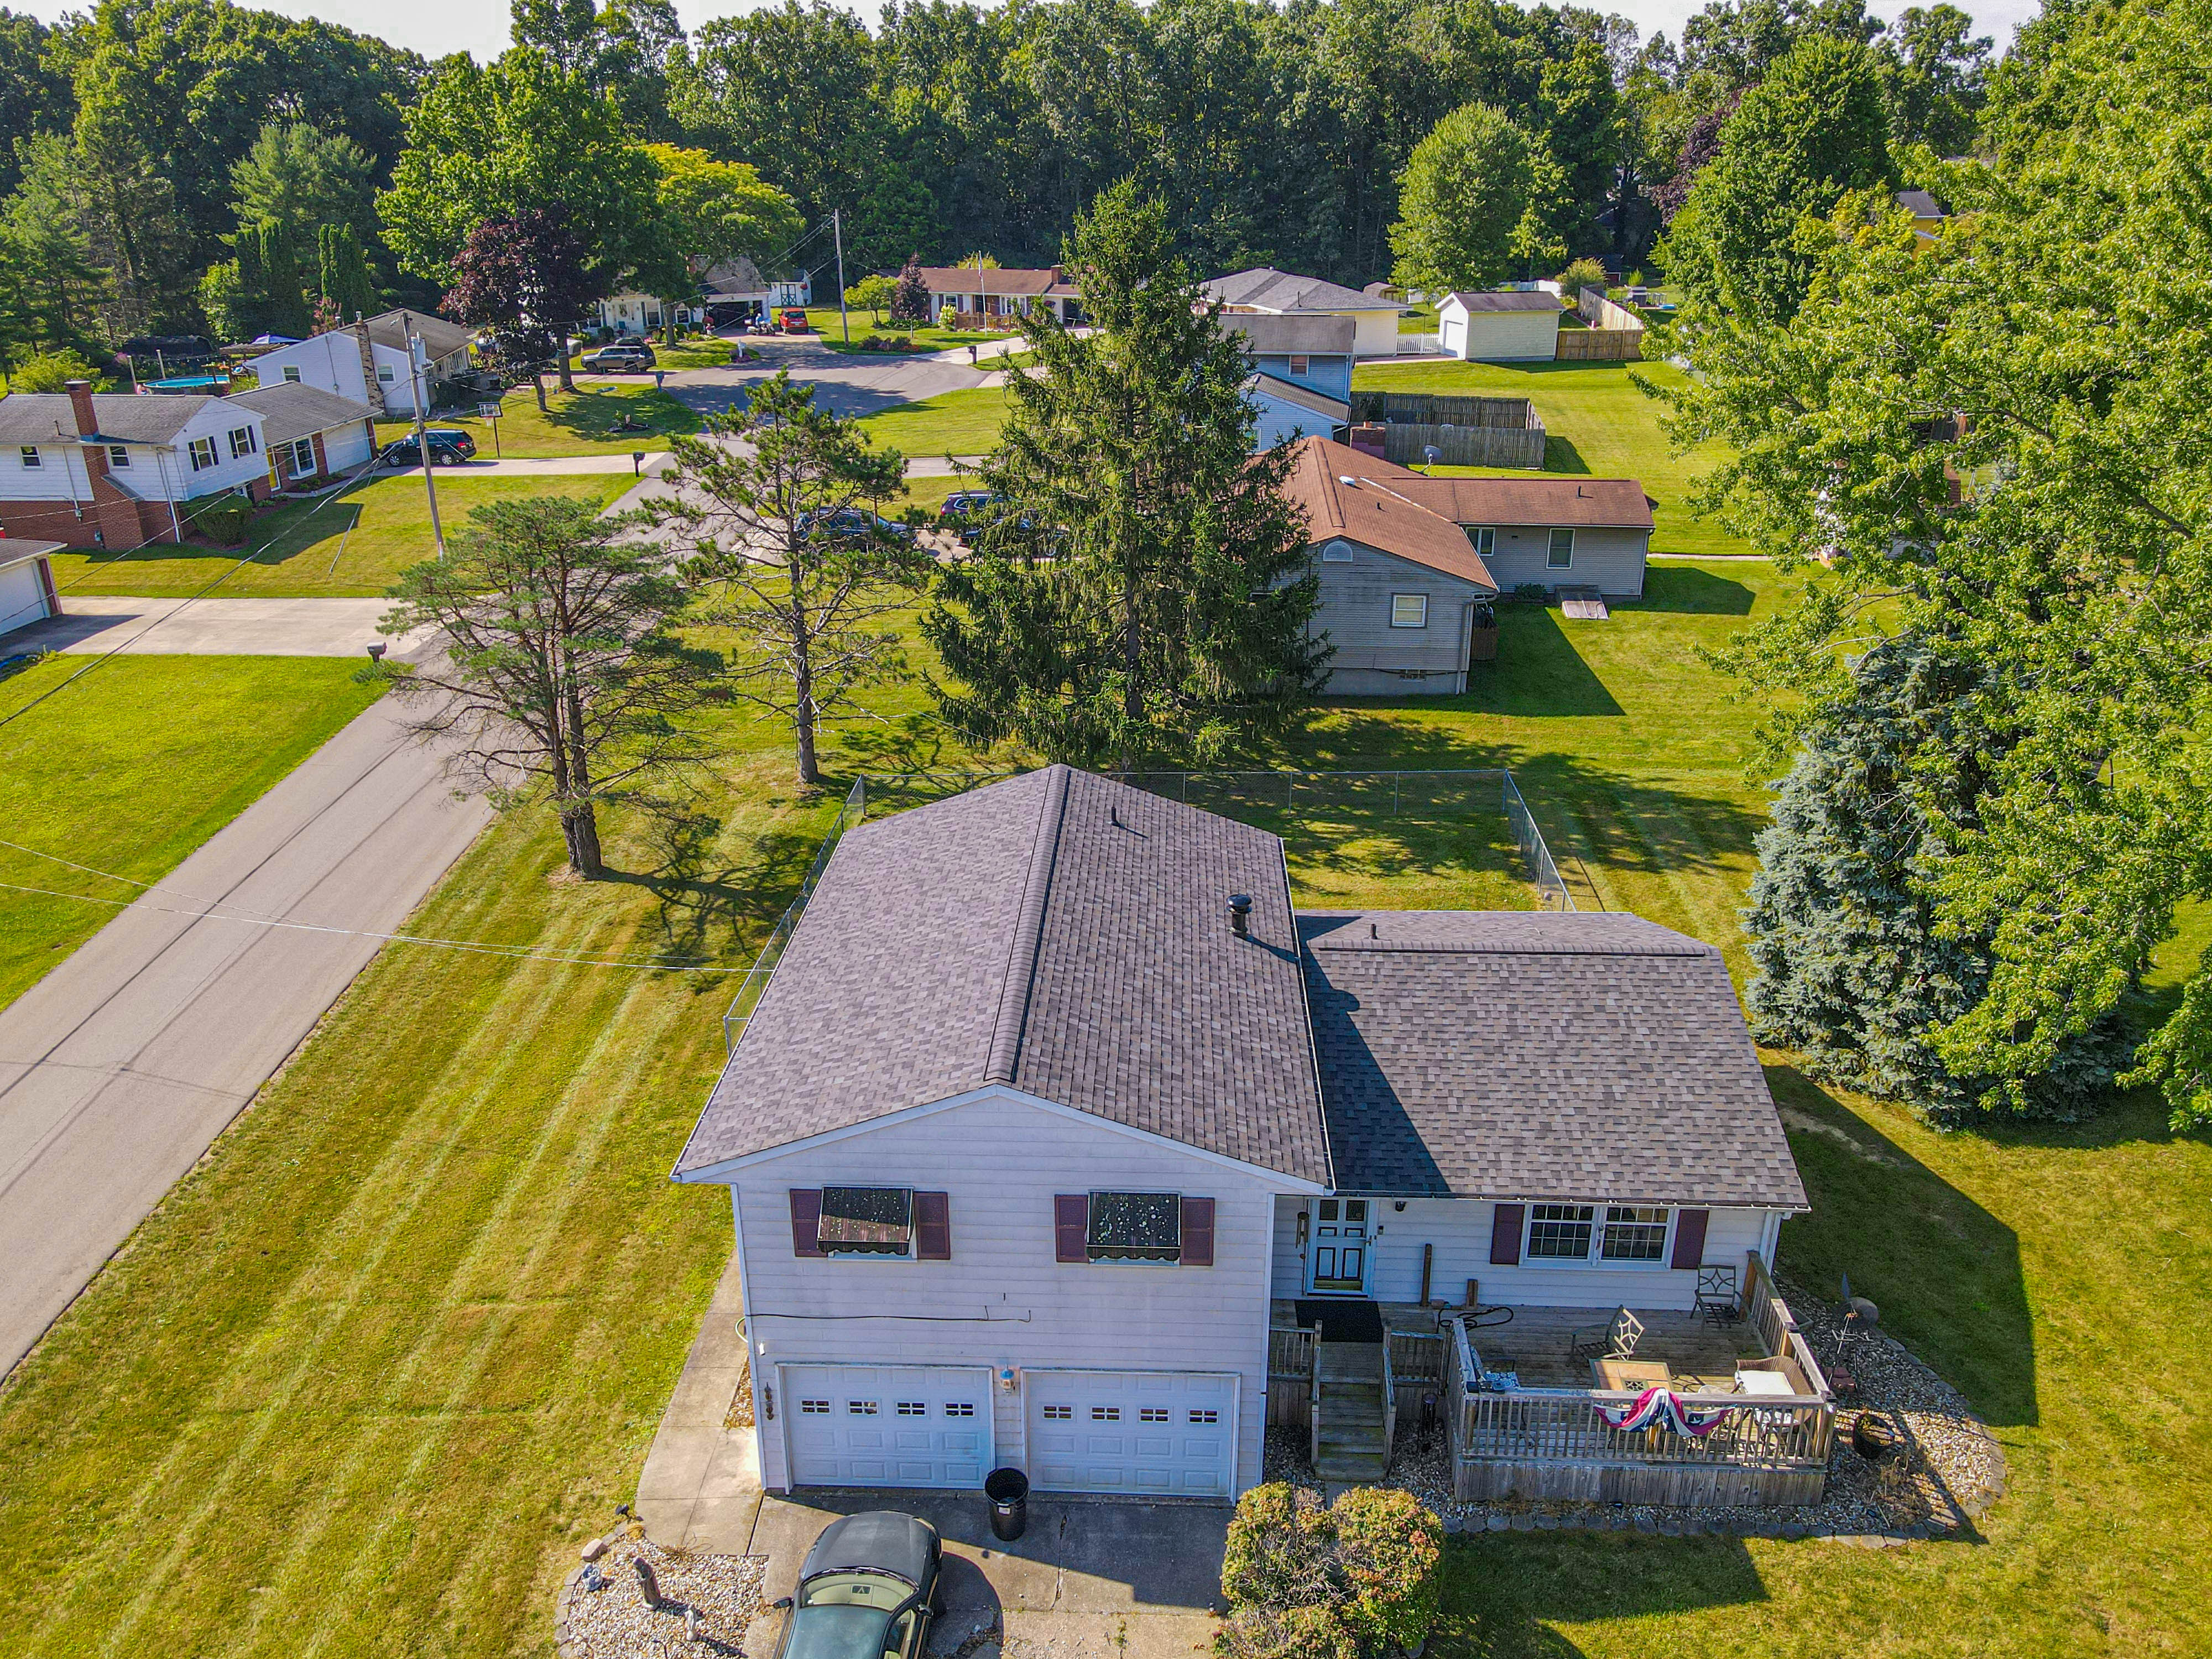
[1438,291,1563,362]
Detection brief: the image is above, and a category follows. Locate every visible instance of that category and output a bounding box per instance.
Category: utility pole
[401,309,446,557]
[833,209,850,346]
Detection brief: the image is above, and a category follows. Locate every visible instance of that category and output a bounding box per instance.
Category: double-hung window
[108,445,129,469]
[189,436,218,471]
[1526,1203,1595,1259]
[1288,354,1310,377]
[281,365,303,383]
[1547,528,1574,569]
[1086,1191,1182,1261]
[20,445,40,469]
[291,437,317,476]
[1465,526,1495,558]
[1600,1206,1670,1262]
[1390,593,1428,629]
[229,425,258,459]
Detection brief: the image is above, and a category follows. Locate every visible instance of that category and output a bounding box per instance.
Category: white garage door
[779,1364,993,1489]
[1026,1370,1237,1496]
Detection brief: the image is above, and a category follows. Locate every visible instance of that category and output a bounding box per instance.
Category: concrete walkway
[0,687,491,1375]
[11,596,432,656]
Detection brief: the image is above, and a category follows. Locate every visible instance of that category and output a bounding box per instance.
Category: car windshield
[800,1570,911,1608]
[781,1602,894,1659]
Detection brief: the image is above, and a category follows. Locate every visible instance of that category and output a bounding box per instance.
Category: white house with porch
[673,767,1823,1507]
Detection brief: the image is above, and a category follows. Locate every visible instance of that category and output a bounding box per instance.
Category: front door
[1307,1198,1370,1294]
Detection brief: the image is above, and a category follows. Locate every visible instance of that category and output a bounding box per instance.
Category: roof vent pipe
[1228,894,1252,938]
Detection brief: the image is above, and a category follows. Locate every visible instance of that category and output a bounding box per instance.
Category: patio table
[1593,1358,1671,1391]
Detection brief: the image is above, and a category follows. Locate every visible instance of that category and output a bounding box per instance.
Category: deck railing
[1381,1339,1397,1469]
[1744,1249,1830,1395]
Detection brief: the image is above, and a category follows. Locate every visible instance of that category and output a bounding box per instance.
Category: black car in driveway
[383,429,477,467]
[769,1511,941,1659]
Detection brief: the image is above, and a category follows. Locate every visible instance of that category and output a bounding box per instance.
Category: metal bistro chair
[1567,1305,1644,1365]
[1695,1264,1743,1328]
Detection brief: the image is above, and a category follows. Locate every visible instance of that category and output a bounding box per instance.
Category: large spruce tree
[1743,637,2128,1120]
[922,180,1328,769]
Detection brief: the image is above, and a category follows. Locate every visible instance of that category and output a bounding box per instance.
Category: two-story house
[1205,267,1405,358]
[673,766,1809,1503]
[248,309,473,419]
[0,380,272,548]
[1226,315,1354,449]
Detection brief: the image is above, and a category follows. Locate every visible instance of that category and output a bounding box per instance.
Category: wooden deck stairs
[1313,1339,1387,1495]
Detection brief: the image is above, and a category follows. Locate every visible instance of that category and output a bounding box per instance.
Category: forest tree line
[0,0,1995,366]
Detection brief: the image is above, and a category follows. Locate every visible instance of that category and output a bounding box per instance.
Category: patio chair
[1566,1305,1644,1364]
[1695,1264,1743,1327]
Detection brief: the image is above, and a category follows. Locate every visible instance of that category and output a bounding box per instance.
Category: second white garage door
[779,1364,993,1489]
[1026,1370,1237,1496]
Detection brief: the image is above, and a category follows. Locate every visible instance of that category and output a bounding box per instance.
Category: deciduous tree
[368,494,723,878]
[442,208,598,403]
[1390,103,1555,293]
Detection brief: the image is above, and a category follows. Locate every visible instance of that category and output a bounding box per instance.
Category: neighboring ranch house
[227,383,376,489]
[1227,315,1354,448]
[915,265,1084,323]
[607,257,815,331]
[674,767,1813,1505]
[0,381,272,548]
[249,309,474,419]
[1206,268,1404,358]
[0,538,61,639]
[1437,291,1562,361]
[1278,437,1655,692]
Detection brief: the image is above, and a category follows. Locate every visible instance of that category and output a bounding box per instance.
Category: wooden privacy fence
[1349,392,1538,429]
[1559,287,1647,361]
[1376,422,1547,467]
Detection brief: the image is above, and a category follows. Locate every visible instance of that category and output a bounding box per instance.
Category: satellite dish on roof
[1338,475,1358,487]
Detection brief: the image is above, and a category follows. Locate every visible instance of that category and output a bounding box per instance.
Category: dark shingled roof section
[1301,910,1807,1209]
[676,767,1332,1184]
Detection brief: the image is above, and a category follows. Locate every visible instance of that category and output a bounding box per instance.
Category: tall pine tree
[317,222,377,322]
[1743,637,2130,1120]
[923,181,1327,768]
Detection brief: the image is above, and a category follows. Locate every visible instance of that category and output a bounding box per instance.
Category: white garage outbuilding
[779,1363,995,1489]
[1025,1370,1238,1496]
[0,540,61,641]
[1437,291,1562,361]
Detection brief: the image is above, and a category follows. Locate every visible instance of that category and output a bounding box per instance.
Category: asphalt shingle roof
[1447,290,1564,313]
[1207,268,1393,314]
[0,394,215,445]
[226,383,374,446]
[1301,910,1807,1209]
[1223,314,1358,356]
[675,766,1332,1183]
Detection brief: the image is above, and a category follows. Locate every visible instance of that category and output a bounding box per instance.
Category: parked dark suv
[383,429,477,467]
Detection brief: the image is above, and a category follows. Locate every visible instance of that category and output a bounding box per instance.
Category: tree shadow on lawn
[1767,1066,2036,1429]
[1431,1531,1768,1658]
[539,387,700,443]
[1457,606,1624,717]
[599,800,832,969]
[1626,565,1754,616]
[67,498,361,579]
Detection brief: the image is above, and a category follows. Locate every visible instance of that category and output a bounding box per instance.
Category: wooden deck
[1458,1304,1767,1390]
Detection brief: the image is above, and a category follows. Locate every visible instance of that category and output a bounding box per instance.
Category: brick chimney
[65,378,99,439]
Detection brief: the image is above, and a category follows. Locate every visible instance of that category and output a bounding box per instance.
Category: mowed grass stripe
[248,979,695,1658]
[77,885,623,1654]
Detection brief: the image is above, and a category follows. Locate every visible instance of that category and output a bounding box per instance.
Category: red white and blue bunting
[1593,1387,1730,1438]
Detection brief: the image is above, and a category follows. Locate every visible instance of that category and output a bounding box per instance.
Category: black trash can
[984,1467,1029,1542]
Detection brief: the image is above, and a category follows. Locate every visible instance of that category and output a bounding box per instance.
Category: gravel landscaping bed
[1267,1285,2005,1547]
[556,1527,766,1657]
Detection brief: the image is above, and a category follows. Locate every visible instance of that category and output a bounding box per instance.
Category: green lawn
[801,306,1011,353]
[380,384,700,458]
[1,560,2206,1655]
[852,385,1010,458]
[46,475,624,598]
[0,655,382,1009]
[1354,357,1752,557]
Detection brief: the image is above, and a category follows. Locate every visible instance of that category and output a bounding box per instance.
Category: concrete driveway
[746,1491,1226,1659]
[9,596,430,656]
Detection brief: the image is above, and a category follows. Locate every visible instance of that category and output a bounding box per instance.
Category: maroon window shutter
[1489,1204,1524,1266]
[788,1188,825,1258]
[1180,1197,1215,1267]
[1054,1194,1089,1263]
[914,1192,952,1260]
[1670,1208,1709,1270]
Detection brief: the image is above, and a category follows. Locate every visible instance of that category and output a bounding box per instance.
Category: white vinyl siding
[1474,523,1648,599]
[1271,1195,1777,1311]
[725,1089,1295,1496]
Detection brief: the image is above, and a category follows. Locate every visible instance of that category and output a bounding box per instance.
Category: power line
[0,878,729,973]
